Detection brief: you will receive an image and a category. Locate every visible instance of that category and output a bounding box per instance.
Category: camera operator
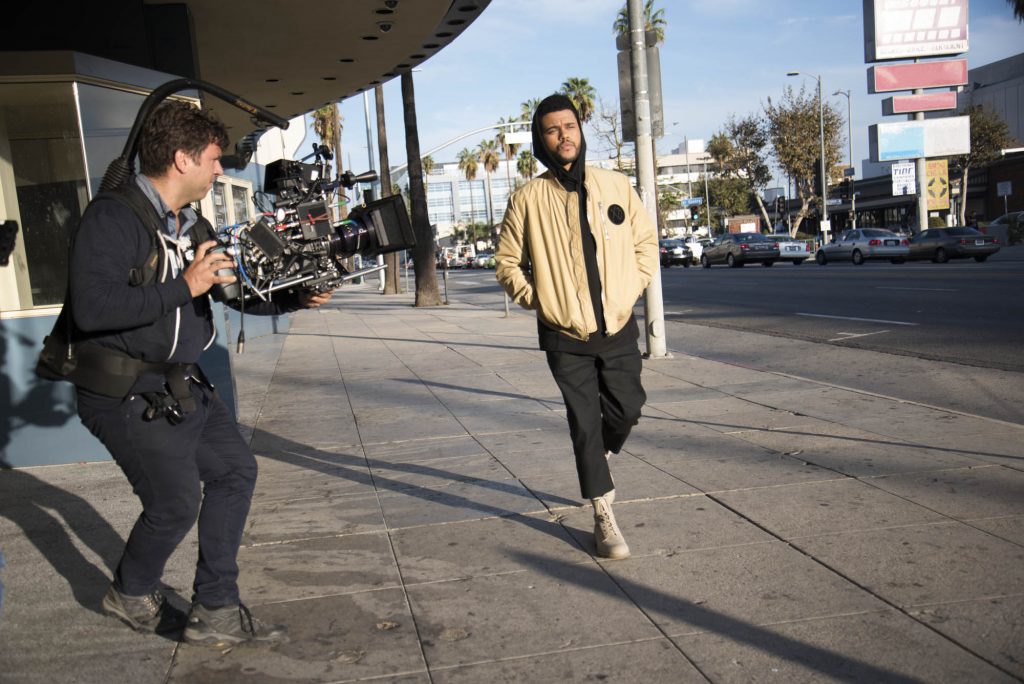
[71,100,330,645]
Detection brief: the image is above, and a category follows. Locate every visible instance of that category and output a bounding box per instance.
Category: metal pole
[703,158,710,232]
[913,60,928,235]
[834,89,856,229]
[817,76,828,241]
[363,91,385,291]
[628,0,667,359]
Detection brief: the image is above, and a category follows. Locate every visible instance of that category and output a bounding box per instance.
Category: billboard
[864,0,969,62]
[870,116,970,162]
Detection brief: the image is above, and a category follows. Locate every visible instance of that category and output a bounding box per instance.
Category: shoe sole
[183,628,290,647]
[596,545,631,560]
[102,595,155,633]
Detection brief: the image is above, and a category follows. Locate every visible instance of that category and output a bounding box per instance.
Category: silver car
[816,228,909,265]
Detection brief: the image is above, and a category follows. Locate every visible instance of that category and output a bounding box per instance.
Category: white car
[682,235,711,264]
[774,235,813,264]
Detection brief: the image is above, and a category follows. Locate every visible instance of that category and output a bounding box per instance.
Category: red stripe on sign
[889,92,958,113]
[870,60,968,93]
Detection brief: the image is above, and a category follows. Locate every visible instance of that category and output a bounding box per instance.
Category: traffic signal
[690,206,700,221]
[840,178,851,201]
[775,196,785,215]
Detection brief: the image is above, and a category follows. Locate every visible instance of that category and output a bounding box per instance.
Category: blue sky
[336,0,1022,183]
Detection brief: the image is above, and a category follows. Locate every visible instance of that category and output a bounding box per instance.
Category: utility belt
[71,342,215,424]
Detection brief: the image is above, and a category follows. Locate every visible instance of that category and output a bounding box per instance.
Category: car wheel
[793,259,804,266]
[974,255,989,262]
[816,251,828,265]
[682,260,690,268]
[935,248,949,264]
[852,249,864,265]
[662,260,671,268]
[762,261,774,267]
[726,253,737,268]
[700,254,711,269]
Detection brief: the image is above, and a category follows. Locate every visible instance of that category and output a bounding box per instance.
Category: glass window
[231,184,250,224]
[212,181,228,228]
[1,82,89,308]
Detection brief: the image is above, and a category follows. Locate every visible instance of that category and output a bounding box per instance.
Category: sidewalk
[1,285,1022,683]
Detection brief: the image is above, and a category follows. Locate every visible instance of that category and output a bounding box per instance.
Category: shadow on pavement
[513,549,922,683]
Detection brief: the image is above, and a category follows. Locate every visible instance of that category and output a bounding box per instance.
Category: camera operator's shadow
[0,459,186,640]
[253,432,580,543]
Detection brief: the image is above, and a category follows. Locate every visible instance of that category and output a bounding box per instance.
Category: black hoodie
[530,95,637,352]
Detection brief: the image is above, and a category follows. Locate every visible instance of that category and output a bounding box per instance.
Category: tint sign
[864,0,969,62]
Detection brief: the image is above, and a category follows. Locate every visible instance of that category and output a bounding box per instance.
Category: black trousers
[77,382,256,608]
[546,344,646,499]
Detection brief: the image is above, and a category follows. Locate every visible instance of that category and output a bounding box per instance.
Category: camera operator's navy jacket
[70,175,299,396]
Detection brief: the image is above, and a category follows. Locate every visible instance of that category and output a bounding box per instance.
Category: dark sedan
[700,233,780,268]
[907,227,1001,263]
[659,239,692,268]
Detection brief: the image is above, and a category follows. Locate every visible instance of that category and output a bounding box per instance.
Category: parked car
[683,235,712,264]
[906,227,1000,263]
[700,232,780,268]
[815,228,909,265]
[472,253,495,268]
[987,211,1023,229]
[659,239,692,268]
[774,235,813,265]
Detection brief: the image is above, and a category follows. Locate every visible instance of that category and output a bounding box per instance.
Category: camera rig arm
[99,78,289,193]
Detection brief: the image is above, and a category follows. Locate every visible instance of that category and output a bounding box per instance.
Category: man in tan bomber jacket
[495,94,658,559]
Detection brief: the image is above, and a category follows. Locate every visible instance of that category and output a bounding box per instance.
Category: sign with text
[870,116,970,162]
[863,0,969,62]
[997,181,1012,197]
[926,159,949,210]
[892,162,916,196]
[883,92,958,115]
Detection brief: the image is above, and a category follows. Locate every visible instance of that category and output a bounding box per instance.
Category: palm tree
[478,138,501,237]
[1009,0,1024,21]
[496,116,521,191]
[311,103,344,215]
[421,154,435,213]
[613,0,667,43]
[520,98,542,123]
[517,149,538,182]
[457,147,480,240]
[560,77,596,123]
[400,72,441,306]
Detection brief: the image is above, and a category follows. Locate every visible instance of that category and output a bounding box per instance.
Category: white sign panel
[864,0,969,62]
[870,116,971,162]
[892,161,916,196]
[997,181,1012,197]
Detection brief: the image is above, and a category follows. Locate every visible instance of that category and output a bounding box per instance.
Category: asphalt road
[434,248,1024,425]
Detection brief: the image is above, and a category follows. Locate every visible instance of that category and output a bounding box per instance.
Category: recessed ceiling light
[435,31,453,38]
[375,8,394,14]
[411,53,425,59]
[322,76,336,81]
[362,35,379,41]
[339,58,355,63]
[265,78,279,82]
[423,43,439,49]
[290,91,304,96]
[447,19,466,26]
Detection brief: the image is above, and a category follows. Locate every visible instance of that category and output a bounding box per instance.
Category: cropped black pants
[546,344,646,499]
[77,382,256,608]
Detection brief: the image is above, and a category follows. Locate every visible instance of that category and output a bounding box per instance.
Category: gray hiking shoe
[101,584,185,634]
[591,492,630,560]
[183,603,288,647]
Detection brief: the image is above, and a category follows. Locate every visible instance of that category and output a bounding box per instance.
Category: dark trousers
[546,344,646,499]
[77,383,256,608]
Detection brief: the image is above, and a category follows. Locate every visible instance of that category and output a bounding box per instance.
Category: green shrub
[928,216,946,228]
[1008,216,1023,245]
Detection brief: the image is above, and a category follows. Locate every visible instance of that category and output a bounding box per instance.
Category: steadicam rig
[210,153,416,306]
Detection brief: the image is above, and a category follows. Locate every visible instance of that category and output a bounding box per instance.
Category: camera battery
[297,200,333,240]
[249,219,286,258]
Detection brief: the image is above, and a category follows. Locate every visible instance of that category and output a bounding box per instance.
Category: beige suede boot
[591,492,630,559]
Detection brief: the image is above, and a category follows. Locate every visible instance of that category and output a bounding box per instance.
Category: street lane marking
[796,313,918,326]
[829,330,891,342]
[876,286,957,292]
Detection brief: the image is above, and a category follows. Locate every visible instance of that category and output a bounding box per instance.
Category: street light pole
[833,88,856,229]
[788,71,828,241]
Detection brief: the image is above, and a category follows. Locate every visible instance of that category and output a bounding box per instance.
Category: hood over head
[531,94,587,190]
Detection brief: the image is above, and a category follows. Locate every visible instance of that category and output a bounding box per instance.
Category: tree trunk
[754,193,772,233]
[375,85,401,295]
[400,73,441,306]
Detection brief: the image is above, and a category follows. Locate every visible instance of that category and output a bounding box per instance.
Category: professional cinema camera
[211,147,415,306]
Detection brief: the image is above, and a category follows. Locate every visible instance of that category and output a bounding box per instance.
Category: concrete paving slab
[390,513,588,584]
[243,491,386,545]
[556,495,772,559]
[237,532,400,604]
[168,590,427,682]
[599,541,883,637]
[405,564,663,669]
[793,522,1024,607]
[969,514,1024,546]
[716,478,947,539]
[645,451,840,493]
[366,452,516,492]
[473,427,571,455]
[250,420,362,454]
[250,461,377,505]
[910,595,1024,679]
[355,407,468,445]
[430,638,706,683]
[362,435,489,462]
[488,445,578,479]
[674,609,1016,683]
[869,465,1024,521]
[375,477,547,529]
[449,403,567,436]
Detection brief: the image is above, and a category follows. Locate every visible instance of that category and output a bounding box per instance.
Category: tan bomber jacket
[495,166,658,342]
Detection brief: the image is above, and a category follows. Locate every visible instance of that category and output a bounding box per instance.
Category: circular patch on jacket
[607,204,625,225]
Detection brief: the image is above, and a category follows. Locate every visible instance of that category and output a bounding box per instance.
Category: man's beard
[553,145,579,166]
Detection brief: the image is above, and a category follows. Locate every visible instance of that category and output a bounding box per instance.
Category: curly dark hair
[137,100,229,176]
